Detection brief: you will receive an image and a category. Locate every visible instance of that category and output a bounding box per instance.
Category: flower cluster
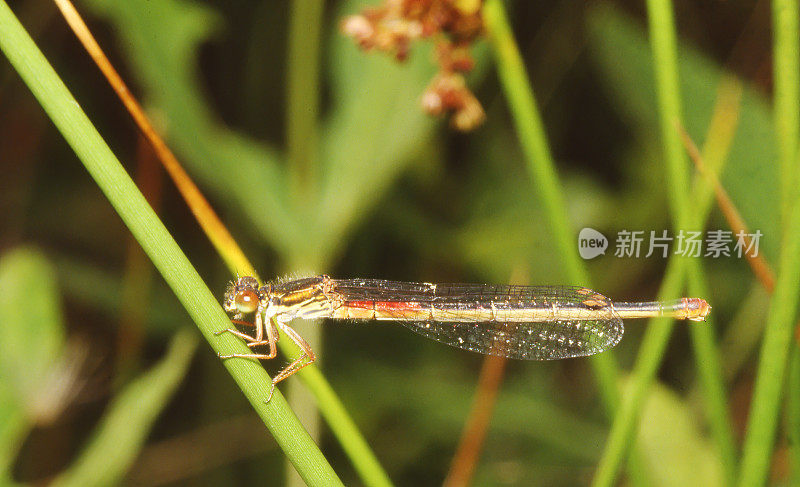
[341,0,486,131]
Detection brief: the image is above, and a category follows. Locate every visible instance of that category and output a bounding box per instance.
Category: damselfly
[217,275,710,400]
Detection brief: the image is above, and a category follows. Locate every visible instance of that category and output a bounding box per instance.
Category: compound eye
[234,289,259,314]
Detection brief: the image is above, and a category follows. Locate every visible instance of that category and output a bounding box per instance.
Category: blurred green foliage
[0,248,195,486]
[0,0,791,485]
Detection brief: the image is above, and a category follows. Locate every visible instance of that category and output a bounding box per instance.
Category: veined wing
[328,279,624,359]
[400,318,622,360]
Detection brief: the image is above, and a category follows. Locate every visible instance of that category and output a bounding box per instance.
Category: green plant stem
[789,347,800,485]
[647,1,689,226]
[592,260,685,487]
[594,0,735,484]
[284,2,325,485]
[774,0,800,481]
[482,1,652,485]
[772,0,800,222]
[274,316,394,487]
[482,0,585,286]
[738,198,800,486]
[737,1,800,482]
[685,78,741,483]
[687,81,741,485]
[680,77,741,481]
[650,0,736,478]
[482,0,613,397]
[0,3,342,485]
[286,0,324,199]
[685,260,737,483]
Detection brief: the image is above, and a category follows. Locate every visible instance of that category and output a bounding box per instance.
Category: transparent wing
[330,279,624,359]
[400,318,623,360]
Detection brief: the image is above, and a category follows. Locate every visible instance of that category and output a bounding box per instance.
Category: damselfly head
[224,276,263,318]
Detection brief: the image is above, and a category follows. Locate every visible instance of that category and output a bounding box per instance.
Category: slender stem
[284,3,325,485]
[737,0,800,484]
[592,259,685,487]
[482,0,622,402]
[685,260,737,483]
[738,199,800,486]
[679,99,741,485]
[482,0,586,285]
[482,2,649,485]
[286,0,324,199]
[444,353,507,487]
[52,0,254,277]
[682,80,744,484]
[648,2,689,227]
[0,3,343,484]
[681,80,744,480]
[772,0,800,222]
[789,347,800,485]
[774,1,800,482]
[114,138,164,387]
[52,1,393,485]
[594,0,735,483]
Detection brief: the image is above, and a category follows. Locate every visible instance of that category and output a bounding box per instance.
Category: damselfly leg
[217,312,315,402]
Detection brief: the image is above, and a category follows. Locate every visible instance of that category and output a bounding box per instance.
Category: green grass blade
[737,0,800,484]
[591,259,684,487]
[284,2,325,484]
[52,330,197,487]
[737,199,800,486]
[774,0,800,481]
[482,0,617,393]
[286,0,323,198]
[482,0,587,286]
[645,0,690,226]
[588,6,779,264]
[789,348,800,484]
[482,2,650,484]
[645,0,735,476]
[594,0,733,484]
[590,10,770,480]
[594,0,735,485]
[685,260,737,482]
[0,3,343,484]
[772,0,800,221]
